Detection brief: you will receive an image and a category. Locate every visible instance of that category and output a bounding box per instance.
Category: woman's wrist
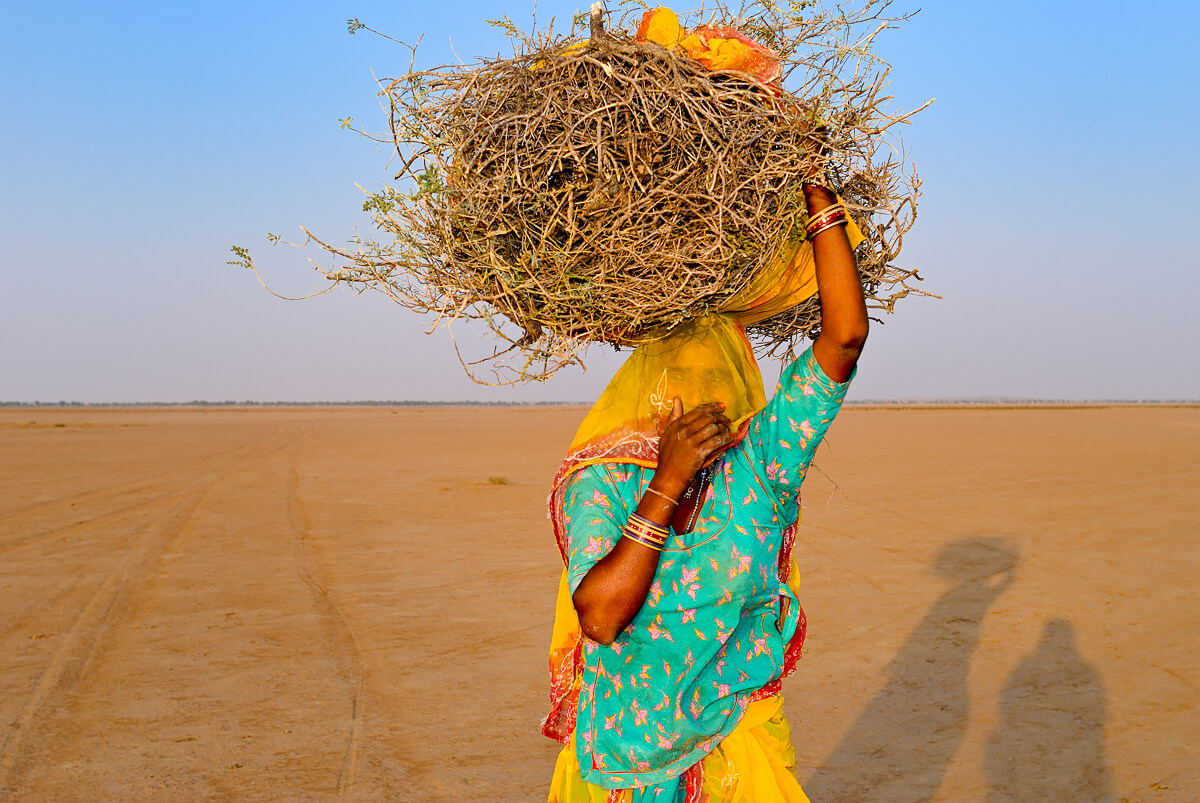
[649,472,690,502]
[643,484,679,507]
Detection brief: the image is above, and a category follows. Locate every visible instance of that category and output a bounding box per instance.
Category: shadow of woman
[804,537,1017,803]
[984,617,1114,802]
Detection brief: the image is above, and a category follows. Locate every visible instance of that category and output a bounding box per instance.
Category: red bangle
[807,217,849,239]
[805,202,846,231]
[624,513,669,549]
[805,207,847,239]
[623,530,665,551]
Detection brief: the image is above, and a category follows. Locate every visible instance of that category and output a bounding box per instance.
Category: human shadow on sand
[803,537,1017,803]
[984,617,1114,802]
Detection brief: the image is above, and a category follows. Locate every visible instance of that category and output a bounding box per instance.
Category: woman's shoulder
[755,345,854,417]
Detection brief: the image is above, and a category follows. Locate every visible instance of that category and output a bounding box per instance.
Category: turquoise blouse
[562,347,853,789]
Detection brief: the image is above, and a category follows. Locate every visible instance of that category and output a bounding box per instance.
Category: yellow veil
[567,314,765,469]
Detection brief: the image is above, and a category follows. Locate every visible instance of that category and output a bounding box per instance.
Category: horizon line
[3,399,1198,408]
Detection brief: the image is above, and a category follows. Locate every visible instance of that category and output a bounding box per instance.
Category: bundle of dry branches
[250,1,933,383]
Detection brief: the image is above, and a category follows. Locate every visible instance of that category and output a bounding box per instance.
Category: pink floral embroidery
[649,580,664,606]
[728,545,752,579]
[647,618,674,642]
[583,535,610,558]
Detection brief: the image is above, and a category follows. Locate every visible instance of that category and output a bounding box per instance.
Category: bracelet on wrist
[804,202,848,240]
[807,216,849,239]
[623,512,670,551]
[623,530,665,551]
[644,485,678,506]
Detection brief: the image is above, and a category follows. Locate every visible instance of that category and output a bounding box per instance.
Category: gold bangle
[625,520,668,547]
[628,512,669,534]
[805,199,844,217]
[624,521,668,547]
[644,486,679,506]
[623,531,664,551]
[624,514,669,548]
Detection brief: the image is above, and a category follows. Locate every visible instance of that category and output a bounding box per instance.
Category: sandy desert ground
[0,404,1196,801]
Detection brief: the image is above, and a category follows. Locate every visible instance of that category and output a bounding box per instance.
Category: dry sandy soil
[1,405,1196,802]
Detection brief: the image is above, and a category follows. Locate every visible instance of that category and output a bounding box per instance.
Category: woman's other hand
[653,399,731,497]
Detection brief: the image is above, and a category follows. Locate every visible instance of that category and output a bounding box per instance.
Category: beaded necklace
[680,465,710,534]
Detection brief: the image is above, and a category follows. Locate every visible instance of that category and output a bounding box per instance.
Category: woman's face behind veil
[649,332,747,432]
[664,340,739,410]
[567,314,765,455]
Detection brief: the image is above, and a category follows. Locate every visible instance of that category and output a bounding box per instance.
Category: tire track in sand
[0,430,300,794]
[0,491,208,790]
[0,487,194,553]
[286,443,365,801]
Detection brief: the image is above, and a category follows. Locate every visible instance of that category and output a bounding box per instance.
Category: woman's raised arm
[806,184,869,383]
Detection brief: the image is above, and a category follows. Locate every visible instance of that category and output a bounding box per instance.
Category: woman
[545,181,868,802]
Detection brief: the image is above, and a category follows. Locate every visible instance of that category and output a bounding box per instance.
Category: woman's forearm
[806,184,869,383]
[570,478,679,645]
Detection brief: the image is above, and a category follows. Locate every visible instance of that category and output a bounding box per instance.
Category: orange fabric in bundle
[632,6,866,325]
[636,7,783,87]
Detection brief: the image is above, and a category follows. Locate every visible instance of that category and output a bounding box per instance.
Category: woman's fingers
[690,420,729,443]
[659,402,732,477]
[697,428,733,458]
[678,401,724,424]
[679,406,729,437]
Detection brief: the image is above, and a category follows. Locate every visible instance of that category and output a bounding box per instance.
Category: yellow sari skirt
[548,696,811,803]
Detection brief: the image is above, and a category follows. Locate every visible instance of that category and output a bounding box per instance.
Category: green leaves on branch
[486,16,522,36]
[363,194,394,215]
[362,167,442,215]
[413,167,442,197]
[227,245,254,270]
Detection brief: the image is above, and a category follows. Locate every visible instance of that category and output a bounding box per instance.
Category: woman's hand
[652,399,732,498]
[800,123,831,186]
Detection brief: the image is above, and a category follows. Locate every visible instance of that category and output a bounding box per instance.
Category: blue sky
[2,1,1197,402]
